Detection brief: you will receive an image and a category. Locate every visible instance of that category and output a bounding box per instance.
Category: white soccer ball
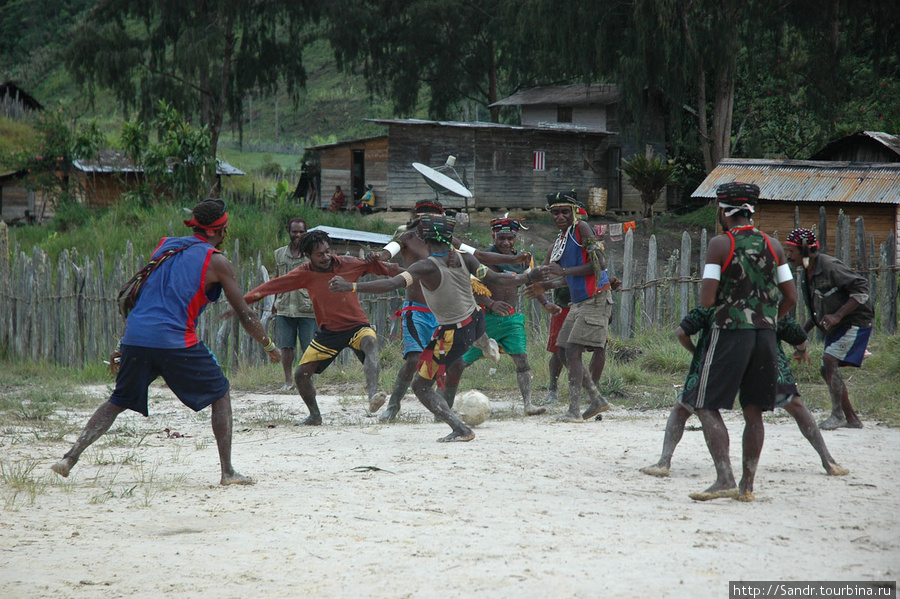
[454,390,491,426]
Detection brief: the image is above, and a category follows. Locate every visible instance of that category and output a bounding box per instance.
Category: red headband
[183,213,228,231]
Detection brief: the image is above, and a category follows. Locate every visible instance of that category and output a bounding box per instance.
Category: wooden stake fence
[0,216,897,369]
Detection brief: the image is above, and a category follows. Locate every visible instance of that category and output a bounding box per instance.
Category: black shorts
[298,324,377,374]
[686,328,778,412]
[109,343,230,416]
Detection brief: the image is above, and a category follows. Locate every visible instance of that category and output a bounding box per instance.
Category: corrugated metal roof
[691,158,900,204]
[490,84,620,107]
[308,225,393,246]
[304,135,387,151]
[362,118,612,135]
[73,150,245,176]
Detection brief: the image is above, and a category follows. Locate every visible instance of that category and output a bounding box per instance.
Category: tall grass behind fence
[1,212,897,370]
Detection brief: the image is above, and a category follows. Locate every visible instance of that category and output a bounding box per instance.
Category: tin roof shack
[810,131,900,163]
[306,136,388,210]
[0,169,54,224]
[692,158,900,264]
[73,151,246,206]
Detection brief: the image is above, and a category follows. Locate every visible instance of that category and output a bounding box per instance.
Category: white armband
[776,263,794,284]
[458,243,476,254]
[399,271,414,287]
[384,241,402,258]
[702,264,721,281]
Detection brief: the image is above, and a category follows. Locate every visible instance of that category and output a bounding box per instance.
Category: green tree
[0,109,105,215]
[324,0,516,122]
[141,100,215,203]
[65,0,319,160]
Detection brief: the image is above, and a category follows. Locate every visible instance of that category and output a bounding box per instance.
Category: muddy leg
[360,336,386,412]
[690,408,737,499]
[381,353,418,422]
[294,362,323,425]
[783,397,848,475]
[544,350,564,404]
[412,373,474,442]
[511,354,544,416]
[641,403,692,477]
[736,405,765,500]
[51,401,126,477]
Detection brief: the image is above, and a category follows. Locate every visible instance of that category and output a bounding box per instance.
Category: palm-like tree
[621,154,677,219]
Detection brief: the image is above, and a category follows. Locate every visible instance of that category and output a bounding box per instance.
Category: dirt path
[1,386,897,598]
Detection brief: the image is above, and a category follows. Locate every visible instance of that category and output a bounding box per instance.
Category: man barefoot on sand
[689,182,797,502]
[52,198,280,486]
[234,230,402,425]
[640,306,848,479]
[365,199,525,422]
[330,214,533,442]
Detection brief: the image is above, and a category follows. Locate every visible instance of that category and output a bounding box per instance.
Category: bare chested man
[366,200,529,421]
[442,217,545,416]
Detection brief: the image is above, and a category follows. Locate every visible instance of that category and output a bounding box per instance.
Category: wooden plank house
[305,84,668,214]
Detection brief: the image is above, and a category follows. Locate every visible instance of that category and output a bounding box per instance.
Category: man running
[365,200,527,421]
[237,230,402,425]
[445,216,545,416]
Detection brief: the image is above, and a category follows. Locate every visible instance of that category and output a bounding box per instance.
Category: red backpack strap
[760,232,779,264]
[722,231,736,270]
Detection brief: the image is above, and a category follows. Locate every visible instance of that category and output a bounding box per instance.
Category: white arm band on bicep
[776,263,793,284]
[703,263,721,281]
[458,243,476,254]
[384,241,402,258]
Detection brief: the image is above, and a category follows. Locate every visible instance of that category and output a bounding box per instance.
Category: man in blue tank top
[532,191,614,423]
[51,198,281,486]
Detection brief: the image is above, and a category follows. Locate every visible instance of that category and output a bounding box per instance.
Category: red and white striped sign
[533,150,545,171]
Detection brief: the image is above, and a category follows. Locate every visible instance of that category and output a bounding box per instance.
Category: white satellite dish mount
[412,155,473,213]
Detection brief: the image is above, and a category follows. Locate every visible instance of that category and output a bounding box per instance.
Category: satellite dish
[412,161,473,198]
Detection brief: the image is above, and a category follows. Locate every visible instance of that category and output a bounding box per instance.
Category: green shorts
[462,311,528,363]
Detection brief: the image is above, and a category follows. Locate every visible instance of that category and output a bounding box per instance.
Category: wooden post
[646,235,657,330]
[818,206,828,255]
[886,232,897,334]
[840,210,851,265]
[620,229,634,339]
[680,232,691,320]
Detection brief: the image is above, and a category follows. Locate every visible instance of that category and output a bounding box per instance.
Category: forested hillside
[1,1,897,174]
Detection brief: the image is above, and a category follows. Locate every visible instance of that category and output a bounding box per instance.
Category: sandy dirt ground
[1,385,897,599]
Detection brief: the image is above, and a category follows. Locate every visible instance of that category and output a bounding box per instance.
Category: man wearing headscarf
[690,182,797,502]
[52,198,281,486]
[532,191,614,423]
[783,227,874,430]
[364,200,529,422]
[445,217,546,416]
[330,214,532,442]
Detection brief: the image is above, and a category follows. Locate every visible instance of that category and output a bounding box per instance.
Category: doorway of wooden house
[351,150,365,202]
